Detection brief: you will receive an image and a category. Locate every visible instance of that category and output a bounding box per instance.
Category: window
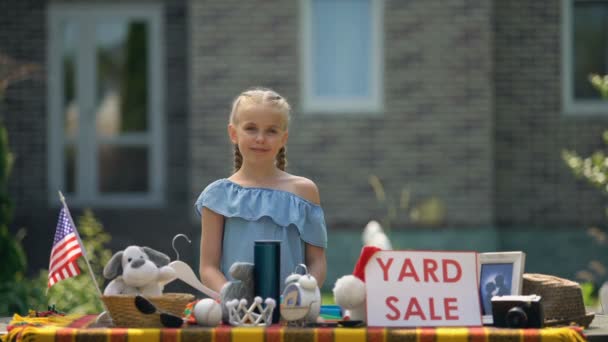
[563,0,608,114]
[48,4,165,207]
[300,0,383,113]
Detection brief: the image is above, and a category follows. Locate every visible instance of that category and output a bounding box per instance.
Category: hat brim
[544,312,595,328]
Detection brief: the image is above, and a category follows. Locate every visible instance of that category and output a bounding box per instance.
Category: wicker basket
[101,293,195,327]
[522,273,595,328]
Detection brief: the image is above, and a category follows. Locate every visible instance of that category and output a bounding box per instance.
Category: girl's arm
[305,243,327,288]
[199,207,228,293]
[295,178,327,288]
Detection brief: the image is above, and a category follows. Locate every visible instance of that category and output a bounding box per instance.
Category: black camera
[491,295,544,328]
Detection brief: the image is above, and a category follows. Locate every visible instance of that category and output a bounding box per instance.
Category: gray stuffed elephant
[219,262,254,323]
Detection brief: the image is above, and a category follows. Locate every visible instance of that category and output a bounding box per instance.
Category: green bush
[562,73,608,306]
[0,121,112,315]
[0,121,38,316]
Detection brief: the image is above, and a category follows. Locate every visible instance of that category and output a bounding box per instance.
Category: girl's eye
[267,129,277,134]
[245,127,256,131]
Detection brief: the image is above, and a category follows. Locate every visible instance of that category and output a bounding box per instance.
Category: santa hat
[352,245,382,282]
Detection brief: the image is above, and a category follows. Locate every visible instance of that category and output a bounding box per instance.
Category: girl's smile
[250,146,271,153]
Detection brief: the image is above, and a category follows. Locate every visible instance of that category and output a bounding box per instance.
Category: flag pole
[57,191,104,299]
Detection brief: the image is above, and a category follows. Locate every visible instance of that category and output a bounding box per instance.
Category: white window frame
[562,0,608,115]
[47,3,165,207]
[300,0,384,114]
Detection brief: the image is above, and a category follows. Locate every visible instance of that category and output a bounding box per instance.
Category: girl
[194,87,327,293]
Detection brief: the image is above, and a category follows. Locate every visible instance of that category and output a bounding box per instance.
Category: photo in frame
[478,251,526,325]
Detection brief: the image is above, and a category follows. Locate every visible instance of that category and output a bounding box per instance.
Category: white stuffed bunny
[103,245,176,296]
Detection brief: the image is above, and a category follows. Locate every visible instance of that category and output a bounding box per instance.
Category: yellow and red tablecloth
[2,314,587,342]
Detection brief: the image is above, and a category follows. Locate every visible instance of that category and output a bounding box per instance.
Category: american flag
[48,206,83,287]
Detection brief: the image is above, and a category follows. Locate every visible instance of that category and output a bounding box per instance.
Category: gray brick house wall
[1,0,606,281]
[189,0,495,230]
[494,1,608,228]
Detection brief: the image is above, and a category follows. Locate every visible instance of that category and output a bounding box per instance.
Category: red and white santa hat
[352,245,382,282]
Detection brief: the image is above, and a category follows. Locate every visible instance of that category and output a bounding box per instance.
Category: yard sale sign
[365,250,482,327]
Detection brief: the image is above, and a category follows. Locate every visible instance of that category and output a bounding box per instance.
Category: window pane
[64,144,76,194]
[62,20,78,140]
[96,21,148,137]
[98,145,148,193]
[312,0,371,98]
[573,1,608,100]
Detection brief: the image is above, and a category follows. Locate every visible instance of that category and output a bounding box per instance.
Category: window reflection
[573,1,608,100]
[96,21,148,137]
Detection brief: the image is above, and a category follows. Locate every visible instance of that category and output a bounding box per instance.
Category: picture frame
[478,251,526,325]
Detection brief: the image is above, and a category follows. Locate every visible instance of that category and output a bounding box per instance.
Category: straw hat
[522,273,595,328]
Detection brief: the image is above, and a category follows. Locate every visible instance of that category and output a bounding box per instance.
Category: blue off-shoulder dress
[194,179,327,290]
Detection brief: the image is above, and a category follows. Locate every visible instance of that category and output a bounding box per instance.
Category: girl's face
[228,103,289,166]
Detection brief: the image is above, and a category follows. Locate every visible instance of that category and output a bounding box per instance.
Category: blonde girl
[195,87,327,293]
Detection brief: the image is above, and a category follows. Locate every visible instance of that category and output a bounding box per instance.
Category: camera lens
[506,307,528,328]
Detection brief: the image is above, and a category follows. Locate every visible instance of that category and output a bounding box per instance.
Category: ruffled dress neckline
[220,178,321,207]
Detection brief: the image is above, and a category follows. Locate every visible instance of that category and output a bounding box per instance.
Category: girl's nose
[255,133,264,142]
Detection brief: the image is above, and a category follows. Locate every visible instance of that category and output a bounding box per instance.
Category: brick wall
[189,0,494,230]
[1,0,194,272]
[3,0,606,276]
[494,1,608,228]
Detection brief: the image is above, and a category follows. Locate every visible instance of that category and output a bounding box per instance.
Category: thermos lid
[255,240,281,245]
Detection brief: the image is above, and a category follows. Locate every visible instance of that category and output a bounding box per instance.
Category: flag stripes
[49,235,82,274]
[48,206,84,288]
[48,259,81,287]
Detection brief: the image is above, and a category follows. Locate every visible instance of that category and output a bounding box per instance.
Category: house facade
[2,0,607,289]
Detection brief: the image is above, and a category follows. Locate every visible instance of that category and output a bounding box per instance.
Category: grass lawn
[322,292,335,305]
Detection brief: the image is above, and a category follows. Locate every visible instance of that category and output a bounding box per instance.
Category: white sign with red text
[365,250,482,327]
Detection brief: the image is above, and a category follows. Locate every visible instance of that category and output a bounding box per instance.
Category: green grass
[322,291,335,305]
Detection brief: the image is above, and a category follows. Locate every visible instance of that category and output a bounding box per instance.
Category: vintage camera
[491,295,544,328]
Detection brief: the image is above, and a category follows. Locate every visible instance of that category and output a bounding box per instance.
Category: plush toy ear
[103,251,124,279]
[229,262,254,281]
[142,246,170,267]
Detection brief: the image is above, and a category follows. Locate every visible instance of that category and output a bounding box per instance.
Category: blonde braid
[233,144,243,173]
[276,146,287,171]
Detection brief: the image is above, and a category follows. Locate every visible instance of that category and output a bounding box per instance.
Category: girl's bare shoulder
[285,174,320,205]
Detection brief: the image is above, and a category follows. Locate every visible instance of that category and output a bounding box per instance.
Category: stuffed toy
[362,220,392,250]
[103,245,176,296]
[332,245,381,323]
[219,262,254,323]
